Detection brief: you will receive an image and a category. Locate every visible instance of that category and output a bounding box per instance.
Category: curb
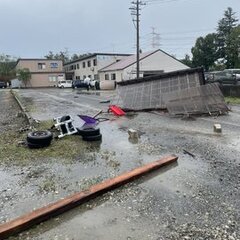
[10,90,32,125]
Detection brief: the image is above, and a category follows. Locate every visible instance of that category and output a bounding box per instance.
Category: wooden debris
[0,155,178,239]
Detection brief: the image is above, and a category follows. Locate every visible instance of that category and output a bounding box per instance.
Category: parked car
[0,81,7,88]
[58,80,72,88]
[72,80,88,89]
[214,71,238,85]
[205,71,238,85]
[223,69,240,80]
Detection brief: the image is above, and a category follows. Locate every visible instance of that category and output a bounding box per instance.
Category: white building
[63,53,130,81]
[99,49,189,82]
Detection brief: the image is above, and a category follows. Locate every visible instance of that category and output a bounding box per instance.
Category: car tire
[27,141,51,149]
[82,134,102,142]
[77,127,100,137]
[27,130,53,145]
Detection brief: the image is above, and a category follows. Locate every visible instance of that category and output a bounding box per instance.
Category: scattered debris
[19,126,31,133]
[53,115,78,138]
[108,105,125,116]
[183,149,195,158]
[99,100,111,103]
[214,123,222,133]
[0,155,178,240]
[128,129,139,139]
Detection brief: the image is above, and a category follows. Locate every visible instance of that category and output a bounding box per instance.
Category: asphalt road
[1,88,240,240]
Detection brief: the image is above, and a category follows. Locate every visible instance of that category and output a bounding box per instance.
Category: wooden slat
[0,155,178,239]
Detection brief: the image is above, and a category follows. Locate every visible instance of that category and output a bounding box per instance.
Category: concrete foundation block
[214,124,222,133]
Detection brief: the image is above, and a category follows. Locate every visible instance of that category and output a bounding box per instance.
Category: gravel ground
[0,88,239,240]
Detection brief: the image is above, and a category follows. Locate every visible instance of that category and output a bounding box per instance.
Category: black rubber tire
[77,127,100,137]
[27,131,53,145]
[27,141,51,149]
[82,134,102,142]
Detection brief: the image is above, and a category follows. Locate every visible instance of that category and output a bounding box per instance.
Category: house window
[93,59,97,66]
[111,73,116,80]
[87,60,91,67]
[94,74,99,80]
[50,62,58,68]
[48,76,57,82]
[74,65,76,70]
[38,63,46,70]
[82,62,86,68]
[105,74,109,80]
[77,64,79,69]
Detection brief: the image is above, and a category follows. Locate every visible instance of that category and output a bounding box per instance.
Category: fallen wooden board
[0,155,178,239]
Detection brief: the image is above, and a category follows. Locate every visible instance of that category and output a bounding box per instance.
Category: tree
[191,33,218,71]
[0,54,16,81]
[216,7,239,63]
[17,68,31,87]
[225,25,240,68]
[44,49,70,63]
[180,54,192,67]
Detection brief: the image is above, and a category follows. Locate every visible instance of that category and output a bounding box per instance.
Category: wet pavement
[0,88,240,240]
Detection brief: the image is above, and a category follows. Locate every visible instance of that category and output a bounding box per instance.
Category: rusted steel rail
[0,155,178,239]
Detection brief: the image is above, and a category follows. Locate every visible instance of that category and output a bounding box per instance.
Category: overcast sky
[0,0,239,59]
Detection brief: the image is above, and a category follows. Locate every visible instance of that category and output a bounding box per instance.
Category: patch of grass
[225,97,240,105]
[0,120,89,165]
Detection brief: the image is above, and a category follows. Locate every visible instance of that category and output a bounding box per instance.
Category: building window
[48,76,57,82]
[94,74,99,80]
[74,65,76,70]
[38,63,46,70]
[82,62,86,68]
[93,59,97,66]
[50,62,58,68]
[87,60,91,67]
[111,73,116,80]
[105,74,109,80]
[83,75,86,79]
[77,64,79,69]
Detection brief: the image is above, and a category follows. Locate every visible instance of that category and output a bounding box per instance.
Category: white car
[58,80,72,88]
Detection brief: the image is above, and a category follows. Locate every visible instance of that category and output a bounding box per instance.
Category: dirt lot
[0,88,239,240]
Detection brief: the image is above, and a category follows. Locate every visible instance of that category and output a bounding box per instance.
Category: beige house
[63,53,130,81]
[15,59,65,87]
[99,49,189,83]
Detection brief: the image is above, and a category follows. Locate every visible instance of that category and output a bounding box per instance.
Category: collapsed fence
[113,68,205,110]
[163,83,229,115]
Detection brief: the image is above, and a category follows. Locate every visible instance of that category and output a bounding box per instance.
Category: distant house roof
[99,49,186,72]
[64,53,131,66]
[99,50,160,72]
[16,58,63,64]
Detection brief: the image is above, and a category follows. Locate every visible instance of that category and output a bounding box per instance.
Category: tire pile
[77,127,102,141]
[26,130,53,149]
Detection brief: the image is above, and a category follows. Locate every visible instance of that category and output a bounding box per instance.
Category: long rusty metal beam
[0,155,178,239]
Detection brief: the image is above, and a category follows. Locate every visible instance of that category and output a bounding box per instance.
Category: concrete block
[213,124,222,133]
[128,129,139,139]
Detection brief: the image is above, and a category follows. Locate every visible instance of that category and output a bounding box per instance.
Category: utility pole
[130,1,146,79]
